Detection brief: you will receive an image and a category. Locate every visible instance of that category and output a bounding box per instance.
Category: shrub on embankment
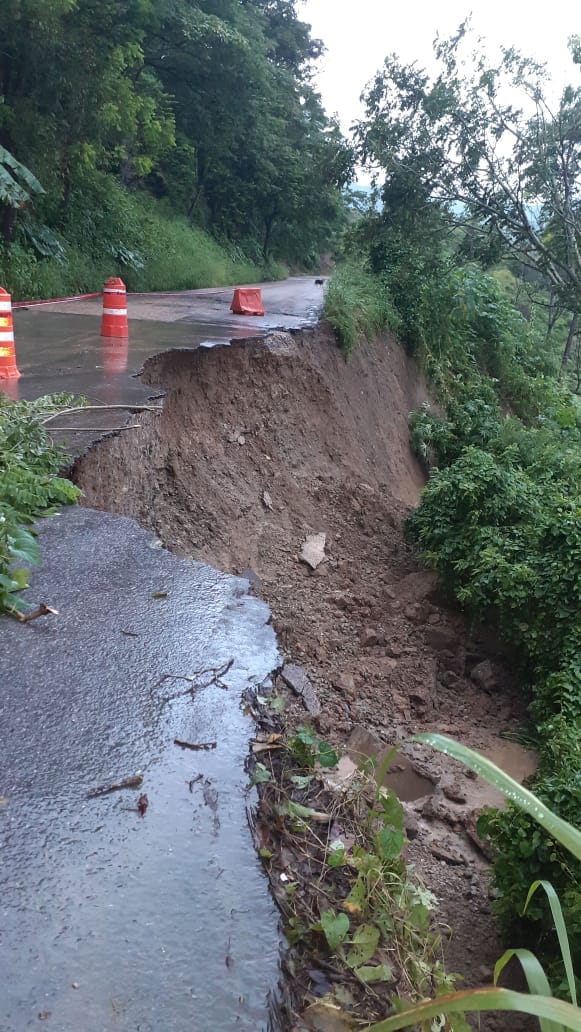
[0,174,281,301]
[325,259,581,975]
[405,267,581,972]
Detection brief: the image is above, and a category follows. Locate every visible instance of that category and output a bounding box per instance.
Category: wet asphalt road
[0,510,280,1031]
[0,279,323,1030]
[7,277,323,405]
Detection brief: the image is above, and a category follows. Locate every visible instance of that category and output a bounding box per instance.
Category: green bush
[405,263,581,973]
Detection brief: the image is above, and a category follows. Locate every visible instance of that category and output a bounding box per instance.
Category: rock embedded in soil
[299,532,327,570]
[423,625,459,652]
[470,659,502,693]
[360,627,383,647]
[402,803,420,839]
[429,841,467,866]
[442,780,468,805]
[280,663,321,717]
[332,672,356,700]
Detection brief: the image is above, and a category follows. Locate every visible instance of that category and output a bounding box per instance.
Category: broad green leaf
[286,800,330,823]
[9,527,39,564]
[525,881,577,1007]
[318,741,340,768]
[344,877,367,915]
[297,726,317,746]
[356,963,393,984]
[414,734,581,861]
[250,763,272,785]
[0,573,19,591]
[494,950,559,1032]
[379,789,404,830]
[321,910,350,951]
[10,568,30,590]
[376,825,404,861]
[366,988,581,1031]
[290,774,313,789]
[269,696,286,715]
[347,923,380,968]
[0,145,44,207]
[328,840,346,868]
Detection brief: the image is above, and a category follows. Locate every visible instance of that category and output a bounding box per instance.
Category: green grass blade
[525,881,577,1007]
[366,988,581,1031]
[494,950,560,1032]
[414,734,581,861]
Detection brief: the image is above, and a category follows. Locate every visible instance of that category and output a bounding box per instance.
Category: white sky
[301,0,579,132]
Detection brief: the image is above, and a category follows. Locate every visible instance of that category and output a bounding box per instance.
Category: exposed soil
[74,324,535,1028]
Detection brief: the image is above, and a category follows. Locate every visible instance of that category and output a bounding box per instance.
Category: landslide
[73,324,533,1024]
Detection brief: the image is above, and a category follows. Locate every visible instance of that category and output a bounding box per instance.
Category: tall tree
[357,26,581,367]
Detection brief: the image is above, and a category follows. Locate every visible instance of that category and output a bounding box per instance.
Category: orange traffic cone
[101,277,128,338]
[0,287,20,380]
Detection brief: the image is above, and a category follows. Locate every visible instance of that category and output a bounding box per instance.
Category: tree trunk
[560,313,579,375]
[1,204,16,246]
[262,211,277,261]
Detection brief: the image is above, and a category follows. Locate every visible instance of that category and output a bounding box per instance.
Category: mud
[73,324,535,1027]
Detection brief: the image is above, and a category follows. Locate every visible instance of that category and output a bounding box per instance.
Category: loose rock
[300,533,327,570]
[281,663,321,717]
[442,781,468,805]
[470,659,501,693]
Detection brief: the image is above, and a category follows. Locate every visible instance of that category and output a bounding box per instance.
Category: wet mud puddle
[347,726,536,807]
[0,509,281,1031]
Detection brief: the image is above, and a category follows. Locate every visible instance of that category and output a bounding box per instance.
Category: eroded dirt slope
[74,325,532,1024]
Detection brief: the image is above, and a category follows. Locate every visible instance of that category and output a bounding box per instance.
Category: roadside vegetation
[251,689,581,1029]
[248,702,460,1028]
[0,1,353,298]
[323,263,399,354]
[0,178,278,299]
[372,735,581,1030]
[0,393,80,615]
[324,20,581,1010]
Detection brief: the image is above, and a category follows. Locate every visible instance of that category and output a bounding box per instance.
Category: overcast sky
[301,0,579,132]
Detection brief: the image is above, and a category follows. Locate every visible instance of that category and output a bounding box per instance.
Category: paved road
[0,509,280,1031]
[7,277,324,405]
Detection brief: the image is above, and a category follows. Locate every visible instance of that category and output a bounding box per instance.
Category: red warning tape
[12,292,100,309]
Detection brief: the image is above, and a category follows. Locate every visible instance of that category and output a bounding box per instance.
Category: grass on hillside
[0,177,285,300]
[323,263,399,354]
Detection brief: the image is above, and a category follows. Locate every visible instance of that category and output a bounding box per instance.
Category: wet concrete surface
[7,277,323,407]
[0,508,281,1031]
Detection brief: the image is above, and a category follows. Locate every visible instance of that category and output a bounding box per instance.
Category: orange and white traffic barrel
[0,287,20,380]
[101,277,128,338]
